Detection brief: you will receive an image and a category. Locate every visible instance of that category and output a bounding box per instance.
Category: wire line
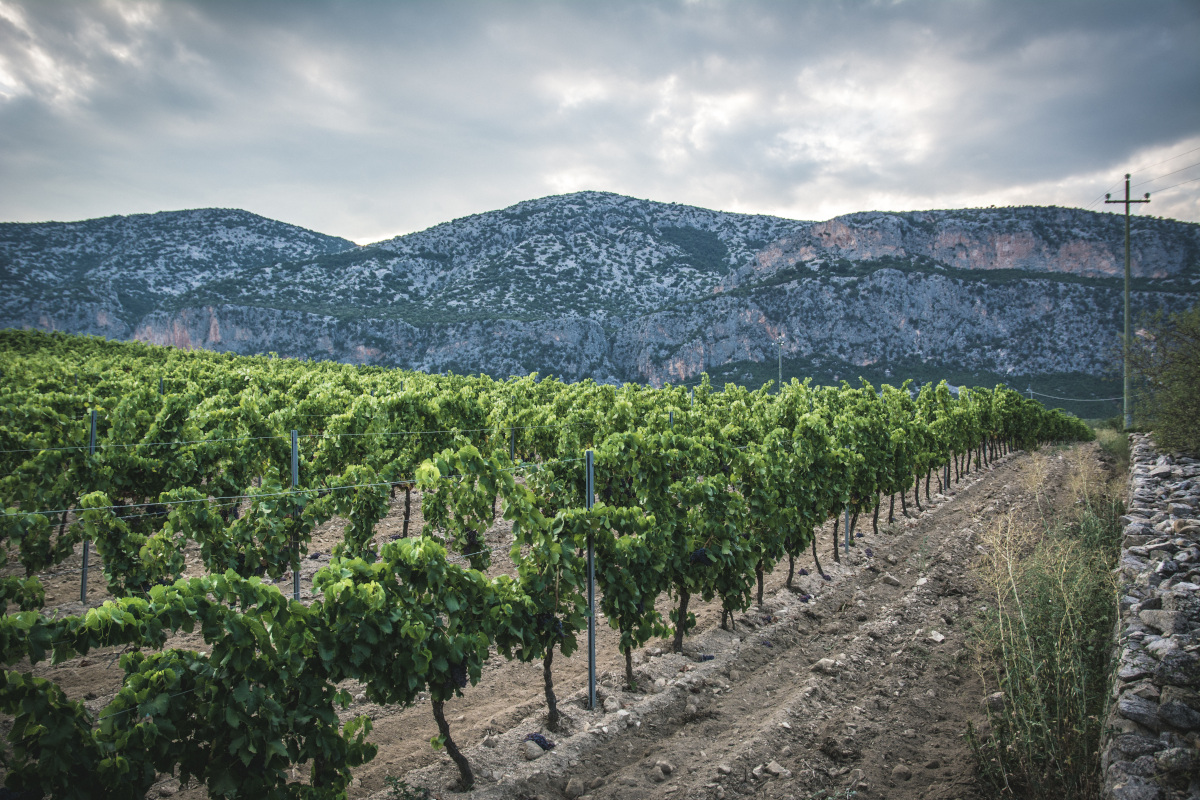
[1143,175,1200,195]
[1132,160,1200,189]
[1029,390,1122,402]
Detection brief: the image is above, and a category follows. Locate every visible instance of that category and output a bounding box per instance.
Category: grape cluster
[689,547,715,566]
[447,660,468,689]
[536,612,564,640]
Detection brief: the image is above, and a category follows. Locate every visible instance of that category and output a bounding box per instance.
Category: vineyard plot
[0,330,1092,798]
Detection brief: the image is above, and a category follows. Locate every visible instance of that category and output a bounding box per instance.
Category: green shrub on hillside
[1132,304,1200,454]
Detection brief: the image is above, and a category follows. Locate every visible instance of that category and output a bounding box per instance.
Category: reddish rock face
[755,207,1188,280]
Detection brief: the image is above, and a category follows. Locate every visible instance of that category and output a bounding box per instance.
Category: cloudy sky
[1,0,1198,244]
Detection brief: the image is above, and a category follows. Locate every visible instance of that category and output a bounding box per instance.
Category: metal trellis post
[844,505,850,556]
[586,449,597,711]
[81,409,96,603]
[292,429,300,602]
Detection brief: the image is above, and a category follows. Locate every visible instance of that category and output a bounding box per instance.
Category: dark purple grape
[535,612,565,639]
[447,660,468,689]
[689,547,715,566]
[822,573,832,581]
[798,568,809,576]
[865,548,874,557]
[855,533,863,539]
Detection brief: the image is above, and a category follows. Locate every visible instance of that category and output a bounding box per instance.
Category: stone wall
[1102,434,1200,800]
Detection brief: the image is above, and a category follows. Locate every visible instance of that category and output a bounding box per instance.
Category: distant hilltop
[2,192,1197,399]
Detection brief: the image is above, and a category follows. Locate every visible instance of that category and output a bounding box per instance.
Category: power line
[1130,144,1200,175]
[1029,390,1122,403]
[1132,160,1200,189]
[1143,174,1200,195]
[1083,144,1200,210]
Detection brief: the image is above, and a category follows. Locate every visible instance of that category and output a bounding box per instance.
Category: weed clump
[968,452,1122,799]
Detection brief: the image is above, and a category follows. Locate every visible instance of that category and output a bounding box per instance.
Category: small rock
[565,777,586,798]
[588,777,606,790]
[603,695,620,713]
[891,763,913,781]
[482,734,499,748]
[717,764,732,775]
[847,768,865,785]
[883,573,902,587]
[928,630,946,643]
[1159,698,1200,729]
[984,691,1005,712]
[915,576,928,586]
[524,740,545,761]
[811,657,840,675]
[649,764,667,783]
[765,761,791,778]
[1155,747,1197,776]
[728,669,742,681]
[654,677,666,692]
[655,760,674,775]
[1139,609,1184,634]
[924,759,940,769]
[1118,694,1161,730]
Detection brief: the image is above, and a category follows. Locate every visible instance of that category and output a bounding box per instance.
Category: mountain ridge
[2,192,1197,411]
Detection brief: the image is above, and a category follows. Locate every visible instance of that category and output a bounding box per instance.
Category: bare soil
[2,444,1097,800]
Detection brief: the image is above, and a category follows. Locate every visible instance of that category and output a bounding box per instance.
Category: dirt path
[382,445,1089,800]
[2,444,1094,800]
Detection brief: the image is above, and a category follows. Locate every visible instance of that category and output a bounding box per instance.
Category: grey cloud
[0,0,1197,240]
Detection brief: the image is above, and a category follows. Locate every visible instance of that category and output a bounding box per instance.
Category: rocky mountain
[0,208,354,333]
[2,192,1198,413]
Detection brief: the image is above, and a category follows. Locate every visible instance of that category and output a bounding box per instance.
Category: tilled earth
[2,444,1095,799]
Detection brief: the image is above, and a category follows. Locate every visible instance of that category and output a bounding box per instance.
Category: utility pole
[1106,175,1150,430]
[776,336,784,393]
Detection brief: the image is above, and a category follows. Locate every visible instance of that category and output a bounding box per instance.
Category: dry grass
[968,448,1122,799]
